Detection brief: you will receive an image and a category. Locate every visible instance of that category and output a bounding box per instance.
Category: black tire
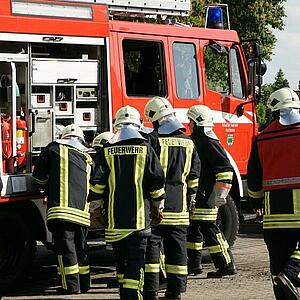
[216,196,239,246]
[0,210,36,292]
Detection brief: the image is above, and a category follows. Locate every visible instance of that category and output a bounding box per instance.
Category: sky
[264,0,300,89]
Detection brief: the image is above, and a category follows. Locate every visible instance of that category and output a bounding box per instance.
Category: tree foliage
[187,0,286,61]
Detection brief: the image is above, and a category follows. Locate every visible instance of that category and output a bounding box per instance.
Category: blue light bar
[207,7,224,29]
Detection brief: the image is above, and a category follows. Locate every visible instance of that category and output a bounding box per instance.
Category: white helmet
[61,124,84,141]
[92,131,114,148]
[144,96,174,122]
[187,105,214,127]
[267,87,300,112]
[113,105,142,130]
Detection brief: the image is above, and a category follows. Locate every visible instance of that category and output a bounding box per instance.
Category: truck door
[202,40,252,175]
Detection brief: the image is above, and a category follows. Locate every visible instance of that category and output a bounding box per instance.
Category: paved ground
[3,232,274,300]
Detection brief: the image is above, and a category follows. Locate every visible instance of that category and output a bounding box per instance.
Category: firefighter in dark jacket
[247,87,300,300]
[143,97,200,300]
[90,105,166,300]
[33,124,93,294]
[186,105,237,278]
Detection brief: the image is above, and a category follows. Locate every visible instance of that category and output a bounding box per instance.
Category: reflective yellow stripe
[105,229,136,242]
[47,206,90,226]
[145,264,160,273]
[105,154,115,230]
[186,242,203,250]
[90,184,106,194]
[263,222,300,229]
[58,255,67,289]
[215,233,231,264]
[79,265,90,275]
[265,192,270,215]
[59,145,68,207]
[159,144,169,177]
[216,171,233,181]
[117,273,124,283]
[188,178,199,188]
[291,250,300,260]
[123,278,139,290]
[160,212,189,226]
[135,151,146,230]
[64,264,79,275]
[160,252,166,278]
[165,264,188,275]
[182,146,193,215]
[191,208,218,221]
[248,189,264,199]
[263,214,300,221]
[150,187,165,199]
[293,190,300,214]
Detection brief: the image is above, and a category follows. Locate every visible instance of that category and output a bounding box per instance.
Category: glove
[150,206,164,226]
[208,182,231,207]
[188,194,196,217]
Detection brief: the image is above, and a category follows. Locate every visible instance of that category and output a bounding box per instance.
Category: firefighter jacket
[32,141,93,228]
[190,128,233,222]
[248,119,300,230]
[148,130,200,226]
[90,138,166,242]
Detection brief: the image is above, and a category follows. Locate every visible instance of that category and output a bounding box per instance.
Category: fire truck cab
[0,0,264,291]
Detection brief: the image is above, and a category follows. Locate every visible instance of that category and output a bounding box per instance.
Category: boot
[188,264,203,275]
[207,264,237,278]
[274,273,300,300]
[144,291,159,300]
[164,290,181,299]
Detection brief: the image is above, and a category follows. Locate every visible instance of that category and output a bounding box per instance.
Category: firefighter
[143,97,200,300]
[186,105,237,278]
[247,87,300,300]
[90,105,166,300]
[32,124,93,294]
[91,131,114,153]
[89,131,114,229]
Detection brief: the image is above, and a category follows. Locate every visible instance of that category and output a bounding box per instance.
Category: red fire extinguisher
[1,114,12,173]
[16,115,27,168]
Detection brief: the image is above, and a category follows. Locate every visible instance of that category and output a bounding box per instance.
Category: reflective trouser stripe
[207,233,231,264]
[117,273,124,283]
[160,252,167,278]
[291,250,300,260]
[165,264,188,275]
[145,264,160,273]
[58,255,67,289]
[186,241,203,250]
[79,265,90,275]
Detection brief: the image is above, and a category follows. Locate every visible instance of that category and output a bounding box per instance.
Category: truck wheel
[217,196,239,246]
[0,210,36,292]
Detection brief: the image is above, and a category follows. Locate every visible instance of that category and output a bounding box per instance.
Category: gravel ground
[3,233,274,300]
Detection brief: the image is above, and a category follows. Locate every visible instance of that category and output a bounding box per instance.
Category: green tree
[187,0,286,61]
[272,68,290,90]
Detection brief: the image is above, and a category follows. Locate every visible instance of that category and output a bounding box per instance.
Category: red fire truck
[0,0,265,291]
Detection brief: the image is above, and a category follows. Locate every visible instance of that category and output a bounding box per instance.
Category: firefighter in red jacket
[186,105,237,278]
[247,87,300,300]
[33,124,93,294]
[90,105,166,300]
[143,97,200,300]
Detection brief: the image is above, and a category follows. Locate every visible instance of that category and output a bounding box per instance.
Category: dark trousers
[51,221,90,293]
[264,230,300,299]
[187,220,234,271]
[144,226,187,294]
[112,233,148,300]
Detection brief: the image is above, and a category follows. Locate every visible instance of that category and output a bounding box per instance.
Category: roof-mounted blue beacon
[205,4,230,30]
